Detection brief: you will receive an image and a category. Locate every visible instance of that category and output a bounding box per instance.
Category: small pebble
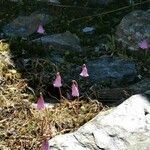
[82,27,95,35]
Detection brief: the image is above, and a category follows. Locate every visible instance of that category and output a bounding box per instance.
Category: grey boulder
[67,56,139,88]
[87,56,139,87]
[116,10,150,51]
[3,12,51,37]
[33,31,82,52]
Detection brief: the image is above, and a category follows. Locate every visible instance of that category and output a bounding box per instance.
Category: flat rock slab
[33,31,82,52]
[116,10,150,51]
[3,12,51,37]
[129,78,150,93]
[49,94,150,150]
[87,56,139,86]
[67,56,139,88]
[92,78,150,102]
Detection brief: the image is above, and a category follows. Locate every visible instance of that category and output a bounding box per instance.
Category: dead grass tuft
[0,42,105,149]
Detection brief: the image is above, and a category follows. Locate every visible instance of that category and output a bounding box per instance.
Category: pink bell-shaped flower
[53,72,62,88]
[139,39,149,49]
[37,25,45,34]
[80,64,89,77]
[37,93,45,110]
[71,80,79,97]
[41,139,49,150]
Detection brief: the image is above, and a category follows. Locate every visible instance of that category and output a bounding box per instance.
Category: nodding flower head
[53,72,62,88]
[80,64,89,77]
[41,139,49,150]
[37,25,45,34]
[37,93,45,110]
[139,39,149,49]
[71,80,79,97]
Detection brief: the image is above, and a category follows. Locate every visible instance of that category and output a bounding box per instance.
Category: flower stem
[59,87,62,100]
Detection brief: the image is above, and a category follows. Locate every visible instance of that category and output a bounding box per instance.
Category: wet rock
[33,31,82,52]
[3,12,51,37]
[49,94,150,150]
[116,10,150,51]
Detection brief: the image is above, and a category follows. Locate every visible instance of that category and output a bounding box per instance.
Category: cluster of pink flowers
[37,64,89,110]
[37,64,89,149]
[36,38,149,110]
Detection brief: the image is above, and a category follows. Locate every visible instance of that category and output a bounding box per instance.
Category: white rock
[99,94,150,132]
[49,94,150,150]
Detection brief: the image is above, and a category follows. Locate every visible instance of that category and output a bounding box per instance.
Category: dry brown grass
[0,42,105,149]
[0,99,104,149]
